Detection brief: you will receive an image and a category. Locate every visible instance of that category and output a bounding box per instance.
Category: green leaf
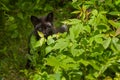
[37,31,44,38]
[63,19,81,25]
[46,56,60,67]
[33,74,41,80]
[59,55,78,70]
[97,24,109,31]
[108,11,120,16]
[97,57,117,78]
[47,36,55,45]
[89,60,100,70]
[54,73,61,80]
[92,9,98,16]
[17,13,24,20]
[79,59,89,67]
[53,39,69,51]
[103,37,111,49]
[112,37,120,51]
[33,38,46,48]
[84,25,91,33]
[31,35,37,47]
[95,37,103,44]
[108,20,120,28]
[69,23,83,41]
[8,24,17,31]
[45,46,53,54]
[8,16,14,21]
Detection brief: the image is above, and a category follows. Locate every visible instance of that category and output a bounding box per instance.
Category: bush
[1,0,120,80]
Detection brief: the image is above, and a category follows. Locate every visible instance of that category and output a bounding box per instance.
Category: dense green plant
[1,0,120,80]
[22,0,120,80]
[0,0,71,79]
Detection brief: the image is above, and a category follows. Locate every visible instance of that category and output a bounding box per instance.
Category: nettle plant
[24,5,120,80]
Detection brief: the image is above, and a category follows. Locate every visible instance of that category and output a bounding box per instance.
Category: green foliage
[1,0,120,80]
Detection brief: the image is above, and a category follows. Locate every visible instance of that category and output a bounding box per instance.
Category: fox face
[31,12,55,39]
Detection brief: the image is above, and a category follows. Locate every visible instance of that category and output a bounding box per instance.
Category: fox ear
[46,12,53,22]
[31,16,40,27]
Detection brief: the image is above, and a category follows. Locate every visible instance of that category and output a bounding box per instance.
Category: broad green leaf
[33,74,41,80]
[62,19,81,25]
[60,56,77,70]
[37,31,44,38]
[97,57,117,78]
[115,27,120,36]
[112,37,120,51]
[53,39,69,51]
[8,24,17,31]
[72,0,77,3]
[97,24,110,31]
[47,37,55,45]
[108,20,120,28]
[72,10,80,14]
[46,56,60,67]
[71,48,83,57]
[84,25,91,33]
[95,37,103,44]
[89,60,100,70]
[1,2,10,11]
[33,38,46,48]
[17,13,24,20]
[79,59,89,67]
[98,12,108,23]
[115,44,120,51]
[11,30,19,38]
[92,9,98,16]
[69,23,83,41]
[36,0,40,4]
[31,35,37,47]
[108,11,120,16]
[45,46,53,54]
[90,34,104,44]
[8,16,14,21]
[54,73,61,80]
[103,37,111,49]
